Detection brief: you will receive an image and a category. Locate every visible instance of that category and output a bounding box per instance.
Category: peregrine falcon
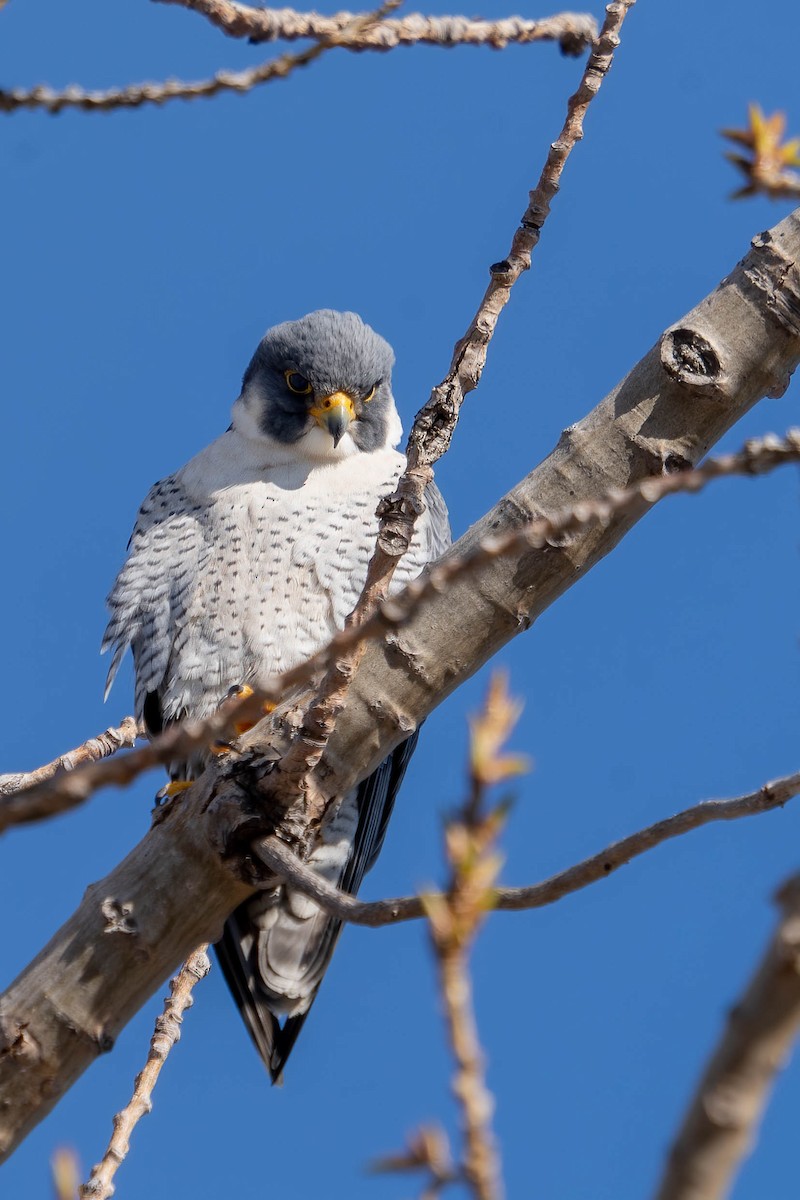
[103,310,451,1081]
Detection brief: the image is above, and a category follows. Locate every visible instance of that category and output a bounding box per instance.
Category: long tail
[215,733,420,1082]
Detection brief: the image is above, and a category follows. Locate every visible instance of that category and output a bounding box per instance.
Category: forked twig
[0,0,402,113]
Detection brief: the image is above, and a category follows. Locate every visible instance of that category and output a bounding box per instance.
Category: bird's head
[233,310,400,460]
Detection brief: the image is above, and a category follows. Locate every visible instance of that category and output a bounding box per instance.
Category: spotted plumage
[103,311,450,1080]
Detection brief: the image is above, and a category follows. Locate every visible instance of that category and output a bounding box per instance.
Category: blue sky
[2,1,800,1197]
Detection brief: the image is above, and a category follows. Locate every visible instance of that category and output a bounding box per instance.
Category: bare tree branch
[6,429,799,835]
[425,675,523,1200]
[1,205,799,1161]
[254,768,800,927]
[362,0,638,612]
[274,0,637,799]
[155,0,598,55]
[654,874,800,1200]
[0,718,139,833]
[372,675,519,1200]
[0,0,400,114]
[79,947,211,1200]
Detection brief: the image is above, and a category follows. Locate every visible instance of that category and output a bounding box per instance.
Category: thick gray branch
[319,213,800,795]
[1,209,799,1161]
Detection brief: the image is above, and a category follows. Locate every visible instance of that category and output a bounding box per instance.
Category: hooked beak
[310,391,356,448]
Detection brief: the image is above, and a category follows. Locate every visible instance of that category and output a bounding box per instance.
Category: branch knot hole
[101,897,138,936]
[660,327,726,395]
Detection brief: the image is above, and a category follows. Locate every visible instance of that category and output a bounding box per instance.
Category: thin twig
[371,1125,458,1197]
[0,717,139,833]
[373,676,516,1199]
[367,0,638,601]
[275,0,636,796]
[422,676,521,1200]
[5,429,800,827]
[435,928,502,1200]
[155,0,597,55]
[254,767,800,927]
[79,947,211,1200]
[654,874,800,1200]
[0,0,401,114]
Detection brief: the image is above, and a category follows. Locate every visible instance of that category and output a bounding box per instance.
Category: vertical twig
[275,1,637,801]
[422,674,529,1200]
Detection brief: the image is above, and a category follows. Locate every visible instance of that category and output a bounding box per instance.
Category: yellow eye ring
[284,370,312,395]
[363,384,377,403]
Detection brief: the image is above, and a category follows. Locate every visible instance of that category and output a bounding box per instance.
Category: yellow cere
[310,391,356,424]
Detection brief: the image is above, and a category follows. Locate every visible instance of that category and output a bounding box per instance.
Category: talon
[234,700,276,735]
[226,684,276,735]
[161,779,195,798]
[211,740,235,755]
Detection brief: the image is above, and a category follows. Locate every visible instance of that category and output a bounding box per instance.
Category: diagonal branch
[277,0,637,794]
[654,874,800,1200]
[253,767,800,927]
[365,0,638,606]
[6,430,798,835]
[154,0,597,55]
[1,205,800,1161]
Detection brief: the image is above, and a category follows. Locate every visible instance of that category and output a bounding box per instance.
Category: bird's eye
[363,383,378,403]
[284,370,312,395]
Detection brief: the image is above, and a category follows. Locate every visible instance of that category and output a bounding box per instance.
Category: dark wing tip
[215,919,282,1083]
[217,733,422,1082]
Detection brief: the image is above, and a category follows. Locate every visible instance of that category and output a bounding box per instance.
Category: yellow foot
[162,779,195,797]
[225,684,276,735]
[153,778,196,816]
